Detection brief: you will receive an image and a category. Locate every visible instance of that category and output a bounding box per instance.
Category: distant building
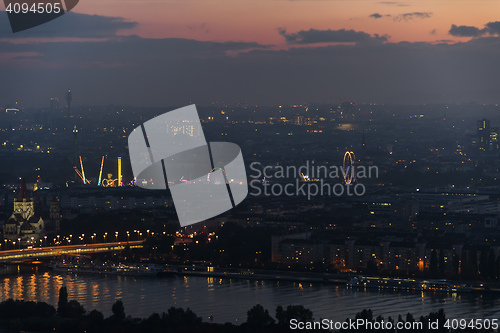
[49,98,59,110]
[476,119,498,150]
[339,101,356,121]
[271,232,318,264]
[3,179,61,246]
[490,127,499,150]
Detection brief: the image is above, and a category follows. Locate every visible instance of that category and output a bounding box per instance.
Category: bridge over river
[0,240,144,262]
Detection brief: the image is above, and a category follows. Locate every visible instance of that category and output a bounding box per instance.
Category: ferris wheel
[343,151,356,184]
[207,167,229,184]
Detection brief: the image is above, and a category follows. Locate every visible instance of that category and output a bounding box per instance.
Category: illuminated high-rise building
[477,119,491,150]
[477,119,490,136]
[490,127,499,150]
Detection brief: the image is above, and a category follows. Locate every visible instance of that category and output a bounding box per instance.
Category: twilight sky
[1,0,500,107]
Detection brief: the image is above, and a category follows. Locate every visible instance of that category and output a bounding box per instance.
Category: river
[0,270,498,324]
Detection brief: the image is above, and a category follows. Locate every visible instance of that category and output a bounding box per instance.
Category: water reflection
[0,271,498,324]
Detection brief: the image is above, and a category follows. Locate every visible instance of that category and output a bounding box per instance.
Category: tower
[49,194,61,232]
[13,178,34,220]
[118,157,122,187]
[66,90,73,117]
[34,191,42,213]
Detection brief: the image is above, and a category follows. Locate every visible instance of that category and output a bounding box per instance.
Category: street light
[104,232,107,243]
[115,232,118,242]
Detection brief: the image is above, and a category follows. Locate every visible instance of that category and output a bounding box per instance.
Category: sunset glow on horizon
[70,0,500,47]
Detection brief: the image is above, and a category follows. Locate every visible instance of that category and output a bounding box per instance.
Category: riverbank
[171,265,348,284]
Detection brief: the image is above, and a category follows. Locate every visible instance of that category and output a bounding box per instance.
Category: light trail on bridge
[0,241,145,262]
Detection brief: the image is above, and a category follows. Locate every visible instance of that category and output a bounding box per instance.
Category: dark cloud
[430,29,437,35]
[368,12,432,22]
[393,12,432,22]
[485,21,500,35]
[278,28,388,44]
[449,24,486,37]
[448,21,500,38]
[0,11,136,38]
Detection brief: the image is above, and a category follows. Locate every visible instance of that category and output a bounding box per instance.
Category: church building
[3,179,61,246]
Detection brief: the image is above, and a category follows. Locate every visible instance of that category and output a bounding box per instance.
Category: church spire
[17,178,31,202]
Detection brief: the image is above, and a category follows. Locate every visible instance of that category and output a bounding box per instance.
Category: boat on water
[50,261,167,276]
[347,276,472,293]
[422,279,472,293]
